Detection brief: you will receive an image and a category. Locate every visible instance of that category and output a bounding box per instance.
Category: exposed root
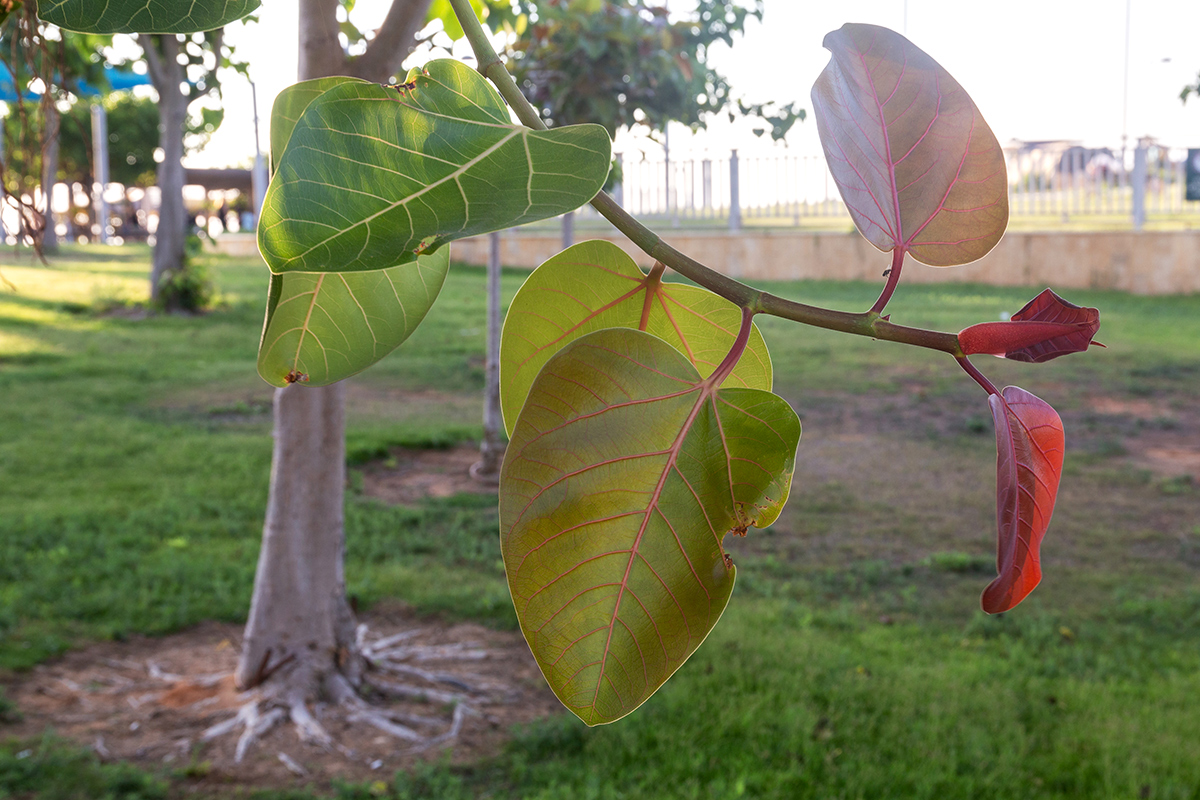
[197,625,502,763]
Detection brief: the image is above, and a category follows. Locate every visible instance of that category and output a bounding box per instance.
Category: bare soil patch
[2,609,560,793]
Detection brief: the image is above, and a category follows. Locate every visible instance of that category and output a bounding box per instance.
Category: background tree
[137,30,240,309]
[231,0,522,751]
[1183,71,1199,103]
[505,0,803,245]
[0,2,111,253]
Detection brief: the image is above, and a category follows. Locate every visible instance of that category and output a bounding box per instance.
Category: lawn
[1,244,1198,799]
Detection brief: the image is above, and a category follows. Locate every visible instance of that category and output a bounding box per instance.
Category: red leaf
[1006,289,1100,363]
[982,387,1065,614]
[959,321,1092,359]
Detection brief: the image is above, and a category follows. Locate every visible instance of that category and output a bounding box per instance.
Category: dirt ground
[4,610,559,793]
[2,445,559,795]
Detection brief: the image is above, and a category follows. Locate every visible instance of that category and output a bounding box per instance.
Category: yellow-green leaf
[500,328,800,725]
[500,240,772,436]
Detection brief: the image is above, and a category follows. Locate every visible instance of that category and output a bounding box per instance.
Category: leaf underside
[258,58,612,275]
[500,328,800,725]
[499,240,773,436]
[811,23,1008,267]
[983,387,1064,614]
[37,0,260,32]
[255,77,449,388]
[257,248,450,387]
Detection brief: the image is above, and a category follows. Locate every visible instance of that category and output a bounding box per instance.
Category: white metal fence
[591,143,1200,229]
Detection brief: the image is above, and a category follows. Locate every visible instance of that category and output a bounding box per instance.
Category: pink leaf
[811,24,1008,267]
[982,387,1064,614]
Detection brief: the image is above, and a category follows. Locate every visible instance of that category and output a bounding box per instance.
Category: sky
[187,0,1200,168]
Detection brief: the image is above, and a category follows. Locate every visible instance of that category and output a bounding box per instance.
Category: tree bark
[235,383,360,691]
[140,34,188,306]
[348,0,434,82]
[473,230,504,478]
[237,0,433,698]
[40,102,59,253]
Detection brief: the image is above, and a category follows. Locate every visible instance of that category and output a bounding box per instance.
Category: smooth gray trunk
[237,0,431,694]
[474,231,504,477]
[235,383,360,691]
[141,35,188,304]
[561,209,575,249]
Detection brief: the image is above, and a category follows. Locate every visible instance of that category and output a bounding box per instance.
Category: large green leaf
[500,328,800,725]
[257,247,450,388]
[38,0,259,33]
[499,240,773,436]
[269,77,367,174]
[258,58,612,275]
[811,23,1008,267]
[255,77,449,388]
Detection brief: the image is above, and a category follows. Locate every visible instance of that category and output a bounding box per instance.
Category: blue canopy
[0,64,151,103]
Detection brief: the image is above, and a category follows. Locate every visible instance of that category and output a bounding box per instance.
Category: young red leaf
[811,23,1008,267]
[959,321,1092,359]
[982,387,1065,614]
[1005,289,1102,363]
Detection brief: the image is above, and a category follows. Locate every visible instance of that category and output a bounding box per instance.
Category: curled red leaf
[1008,289,1100,363]
[959,321,1091,359]
[960,289,1100,362]
[982,387,1064,614]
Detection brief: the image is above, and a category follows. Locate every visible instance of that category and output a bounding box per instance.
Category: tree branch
[298,0,346,81]
[446,0,964,358]
[349,0,434,82]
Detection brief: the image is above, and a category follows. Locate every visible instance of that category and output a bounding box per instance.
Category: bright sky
[189,0,1200,168]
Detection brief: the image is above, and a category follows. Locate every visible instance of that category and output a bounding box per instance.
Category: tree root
[199,625,497,764]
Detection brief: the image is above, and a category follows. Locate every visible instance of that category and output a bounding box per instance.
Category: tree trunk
[235,383,361,692]
[141,35,189,305]
[561,209,575,249]
[41,102,60,253]
[473,230,504,478]
[235,0,373,697]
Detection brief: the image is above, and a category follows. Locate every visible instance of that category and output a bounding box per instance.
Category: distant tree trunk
[139,34,188,306]
[40,103,59,253]
[236,0,432,701]
[473,230,504,479]
[561,209,575,249]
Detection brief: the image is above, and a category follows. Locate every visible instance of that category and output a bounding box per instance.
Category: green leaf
[811,23,1008,267]
[500,240,772,436]
[258,59,612,275]
[500,328,800,725]
[37,0,260,33]
[268,77,367,174]
[256,77,448,388]
[256,247,450,388]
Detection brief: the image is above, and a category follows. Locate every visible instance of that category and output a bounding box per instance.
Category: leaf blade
[258,59,611,275]
[500,328,800,725]
[811,23,1008,267]
[38,0,259,32]
[499,240,772,435]
[256,247,449,388]
[982,387,1065,614]
[269,77,369,174]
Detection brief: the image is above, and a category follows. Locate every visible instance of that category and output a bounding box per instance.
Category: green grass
[1,244,1198,798]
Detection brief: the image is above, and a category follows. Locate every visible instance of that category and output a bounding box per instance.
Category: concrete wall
[449,229,1200,296]
[216,229,1200,295]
